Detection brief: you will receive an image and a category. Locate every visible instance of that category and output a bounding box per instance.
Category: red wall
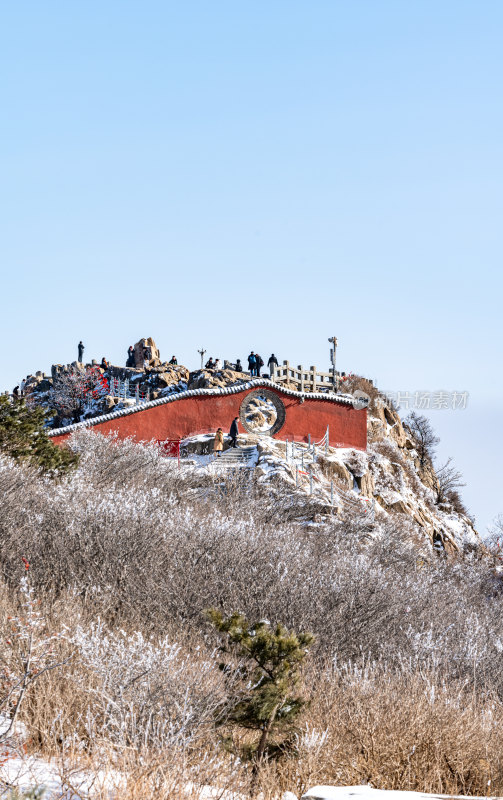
[52,387,367,450]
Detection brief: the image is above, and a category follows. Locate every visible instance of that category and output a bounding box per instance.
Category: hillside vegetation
[0,428,502,798]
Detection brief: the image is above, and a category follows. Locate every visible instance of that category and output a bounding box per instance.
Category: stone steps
[214,445,257,468]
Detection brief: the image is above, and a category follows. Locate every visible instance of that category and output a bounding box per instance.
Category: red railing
[158,438,181,466]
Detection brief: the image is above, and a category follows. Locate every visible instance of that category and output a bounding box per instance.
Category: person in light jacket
[214,427,224,456]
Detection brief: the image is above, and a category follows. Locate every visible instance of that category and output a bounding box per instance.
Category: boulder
[156,366,190,388]
[133,337,160,369]
[318,456,353,489]
[182,435,216,456]
[246,410,267,429]
[188,368,248,391]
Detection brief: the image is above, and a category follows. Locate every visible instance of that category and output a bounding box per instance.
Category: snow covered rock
[188,368,249,390]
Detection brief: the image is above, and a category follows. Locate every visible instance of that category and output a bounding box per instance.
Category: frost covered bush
[69,621,224,752]
[0,430,502,695]
[0,431,503,794]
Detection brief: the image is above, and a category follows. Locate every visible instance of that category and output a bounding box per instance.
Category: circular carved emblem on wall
[239,389,286,436]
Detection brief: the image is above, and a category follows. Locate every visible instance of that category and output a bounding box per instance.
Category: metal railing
[108,377,150,404]
[282,426,375,521]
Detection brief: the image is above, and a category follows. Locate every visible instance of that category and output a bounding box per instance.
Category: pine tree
[0,396,78,475]
[206,609,313,767]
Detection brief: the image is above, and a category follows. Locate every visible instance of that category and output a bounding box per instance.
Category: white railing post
[135,384,139,404]
[308,433,311,446]
[124,378,129,399]
[301,450,304,471]
[299,365,304,392]
[309,465,313,495]
[325,426,329,454]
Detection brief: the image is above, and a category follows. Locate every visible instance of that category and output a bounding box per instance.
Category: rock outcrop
[133,337,161,368]
[188,369,249,390]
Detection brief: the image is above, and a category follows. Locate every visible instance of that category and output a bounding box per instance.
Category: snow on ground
[170,429,479,551]
[0,748,494,800]
[0,748,124,798]
[301,788,493,800]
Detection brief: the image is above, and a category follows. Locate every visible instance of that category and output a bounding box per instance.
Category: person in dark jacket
[127,346,135,367]
[247,352,257,376]
[267,354,278,377]
[255,354,264,377]
[235,359,243,372]
[78,341,84,362]
[205,357,215,369]
[101,357,109,370]
[229,416,239,447]
[169,355,178,365]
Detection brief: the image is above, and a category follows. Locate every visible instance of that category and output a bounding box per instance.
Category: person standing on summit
[247,351,257,376]
[255,353,264,378]
[78,341,84,363]
[267,353,278,377]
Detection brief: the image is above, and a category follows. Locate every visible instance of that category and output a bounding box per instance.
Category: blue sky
[1,1,501,533]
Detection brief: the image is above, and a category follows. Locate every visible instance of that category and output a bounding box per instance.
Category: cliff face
[320,380,479,553]
[219,378,480,554]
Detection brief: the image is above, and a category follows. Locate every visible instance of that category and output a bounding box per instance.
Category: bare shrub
[1,432,503,796]
[404,411,440,469]
[267,662,503,797]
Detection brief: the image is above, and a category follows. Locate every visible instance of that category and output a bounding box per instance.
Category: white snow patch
[302,786,492,800]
